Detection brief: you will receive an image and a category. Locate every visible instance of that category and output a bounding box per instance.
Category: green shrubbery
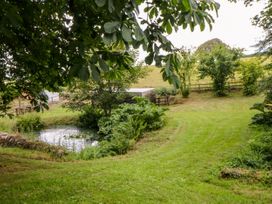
[80,97,166,159]
[227,103,272,173]
[197,45,241,96]
[239,60,263,96]
[230,131,272,170]
[250,64,272,126]
[15,114,44,132]
[181,88,190,98]
[78,106,103,130]
[154,87,177,97]
[250,103,272,126]
[176,49,195,98]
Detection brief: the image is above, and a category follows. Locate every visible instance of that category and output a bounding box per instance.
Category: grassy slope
[133,66,234,88]
[0,93,271,203]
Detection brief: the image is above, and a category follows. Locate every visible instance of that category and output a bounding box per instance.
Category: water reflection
[38,126,97,152]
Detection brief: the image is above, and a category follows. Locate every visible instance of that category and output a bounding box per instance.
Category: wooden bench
[155,96,170,105]
[15,106,33,116]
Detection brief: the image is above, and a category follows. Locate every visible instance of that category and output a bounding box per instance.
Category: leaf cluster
[197,45,242,96]
[230,130,272,170]
[0,0,220,115]
[63,60,147,115]
[80,97,166,159]
[239,60,264,96]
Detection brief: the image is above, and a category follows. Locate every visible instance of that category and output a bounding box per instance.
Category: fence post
[228,82,231,92]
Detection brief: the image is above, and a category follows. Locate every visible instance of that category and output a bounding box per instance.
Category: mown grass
[0,93,271,203]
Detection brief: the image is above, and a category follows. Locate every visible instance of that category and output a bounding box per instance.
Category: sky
[138,0,265,61]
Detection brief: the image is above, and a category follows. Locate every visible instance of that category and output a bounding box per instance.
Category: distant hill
[196,38,228,53]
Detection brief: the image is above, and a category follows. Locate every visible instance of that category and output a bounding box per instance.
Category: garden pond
[37,125,98,152]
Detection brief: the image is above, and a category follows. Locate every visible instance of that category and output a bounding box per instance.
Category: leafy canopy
[239,59,264,96]
[175,48,196,97]
[198,44,241,96]
[0,0,220,115]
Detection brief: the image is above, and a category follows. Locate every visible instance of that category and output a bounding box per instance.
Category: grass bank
[0,93,271,203]
[0,104,79,134]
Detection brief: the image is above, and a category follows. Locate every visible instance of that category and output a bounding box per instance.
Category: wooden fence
[190,81,243,92]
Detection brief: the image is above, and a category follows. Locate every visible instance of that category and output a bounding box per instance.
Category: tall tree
[238,0,272,123]
[0,0,220,115]
[239,59,264,96]
[176,49,196,98]
[197,45,241,96]
[244,0,271,55]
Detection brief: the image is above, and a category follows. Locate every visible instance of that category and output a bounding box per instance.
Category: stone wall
[0,132,67,157]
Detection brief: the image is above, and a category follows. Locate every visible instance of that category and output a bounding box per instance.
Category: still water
[38,126,98,152]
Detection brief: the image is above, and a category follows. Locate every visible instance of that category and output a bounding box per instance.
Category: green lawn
[0,93,271,203]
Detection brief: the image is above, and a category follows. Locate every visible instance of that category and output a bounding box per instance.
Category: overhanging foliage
[0,0,220,115]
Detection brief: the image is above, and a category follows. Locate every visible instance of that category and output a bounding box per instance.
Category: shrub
[106,97,165,131]
[181,88,190,98]
[239,60,263,96]
[230,131,272,170]
[97,97,165,139]
[197,45,241,96]
[176,49,195,98]
[250,103,272,126]
[154,87,171,97]
[78,106,103,130]
[15,114,44,132]
[80,97,166,159]
[154,87,177,97]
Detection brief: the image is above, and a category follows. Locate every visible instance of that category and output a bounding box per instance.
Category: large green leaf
[122,25,132,42]
[78,66,90,81]
[103,33,117,44]
[99,58,109,72]
[108,0,115,13]
[134,26,144,41]
[145,53,154,65]
[104,21,120,33]
[182,0,191,11]
[166,21,173,34]
[95,0,106,7]
[90,65,101,81]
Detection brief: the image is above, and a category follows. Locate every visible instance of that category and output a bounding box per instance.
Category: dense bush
[251,112,272,126]
[63,60,147,116]
[80,97,166,159]
[197,44,241,96]
[176,49,195,98]
[15,114,44,132]
[250,65,272,126]
[154,87,177,97]
[239,60,263,96]
[78,106,103,130]
[230,131,272,170]
[181,88,190,98]
[250,103,272,126]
